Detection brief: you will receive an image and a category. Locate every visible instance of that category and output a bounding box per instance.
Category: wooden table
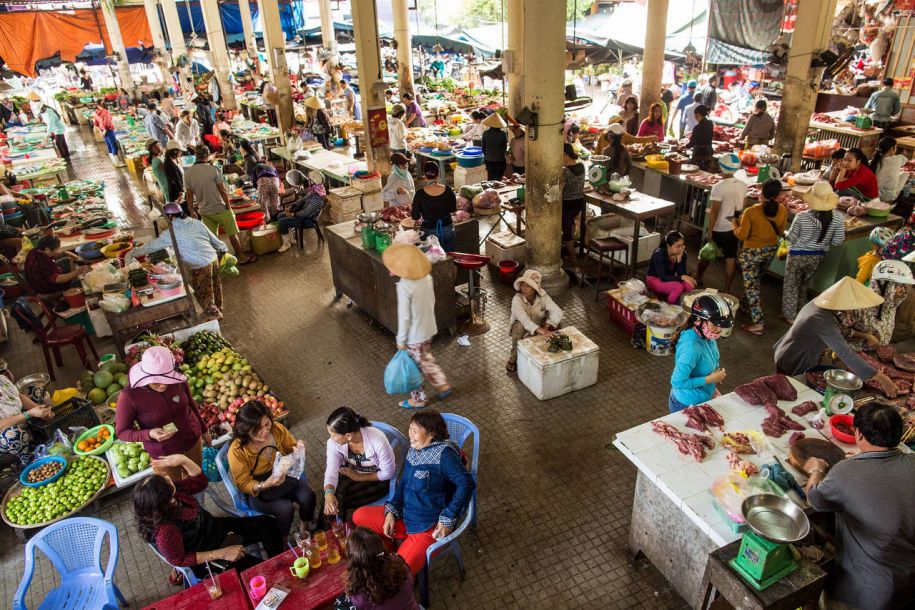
[240,548,347,609]
[142,569,250,610]
[103,294,197,357]
[895,135,915,159]
[294,149,365,186]
[584,190,676,278]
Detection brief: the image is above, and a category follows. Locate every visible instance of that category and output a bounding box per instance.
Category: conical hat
[813,276,884,310]
[482,113,506,129]
[304,96,323,109]
[382,244,431,280]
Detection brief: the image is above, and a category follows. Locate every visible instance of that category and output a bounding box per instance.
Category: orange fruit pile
[77,427,110,452]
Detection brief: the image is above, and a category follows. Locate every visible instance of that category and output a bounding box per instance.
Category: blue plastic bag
[384,350,423,395]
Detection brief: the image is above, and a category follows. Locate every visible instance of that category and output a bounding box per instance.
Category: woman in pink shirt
[637,102,665,141]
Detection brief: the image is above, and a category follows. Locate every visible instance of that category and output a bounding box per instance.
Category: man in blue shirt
[866,78,902,128]
[143,102,173,147]
[670,80,697,138]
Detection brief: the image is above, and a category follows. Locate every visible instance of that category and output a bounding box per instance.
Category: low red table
[142,569,250,610]
[241,548,348,609]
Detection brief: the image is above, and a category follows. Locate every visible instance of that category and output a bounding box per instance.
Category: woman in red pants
[352,411,475,575]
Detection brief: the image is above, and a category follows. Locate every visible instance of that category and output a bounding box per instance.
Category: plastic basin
[498,260,520,285]
[19,456,68,488]
[829,414,855,444]
[73,424,116,456]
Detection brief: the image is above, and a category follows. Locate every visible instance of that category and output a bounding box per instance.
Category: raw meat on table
[735,381,778,406]
[682,403,725,433]
[858,351,915,381]
[789,431,805,445]
[877,345,897,363]
[726,450,759,476]
[791,401,819,417]
[866,376,912,396]
[760,405,805,438]
[894,352,915,373]
[758,374,798,401]
[651,421,715,462]
[721,431,756,454]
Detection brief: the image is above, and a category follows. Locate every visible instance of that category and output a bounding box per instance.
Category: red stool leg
[84,332,99,362]
[40,344,56,381]
[74,341,89,370]
[52,346,63,367]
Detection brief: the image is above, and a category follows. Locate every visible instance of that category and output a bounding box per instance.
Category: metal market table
[413,149,455,184]
[294,149,365,186]
[584,190,676,278]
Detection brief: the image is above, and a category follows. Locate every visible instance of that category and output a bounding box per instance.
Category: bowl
[73,424,116,456]
[830,414,856,444]
[823,368,862,392]
[101,242,133,259]
[741,494,810,544]
[19,456,68,488]
[75,242,104,260]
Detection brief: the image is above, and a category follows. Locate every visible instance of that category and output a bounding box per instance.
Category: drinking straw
[287,541,299,558]
[205,560,216,583]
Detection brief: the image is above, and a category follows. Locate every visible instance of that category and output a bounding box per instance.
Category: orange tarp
[0,7,153,77]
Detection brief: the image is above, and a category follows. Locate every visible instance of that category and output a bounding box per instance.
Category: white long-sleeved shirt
[323,425,396,489]
[396,275,437,346]
[874,154,908,202]
[382,171,415,206]
[175,119,200,150]
[509,292,563,334]
[389,116,407,150]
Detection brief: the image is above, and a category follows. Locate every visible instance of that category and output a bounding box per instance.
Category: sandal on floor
[505,361,516,372]
[168,568,184,586]
[741,323,764,336]
[238,256,258,266]
[399,399,428,410]
[436,387,453,400]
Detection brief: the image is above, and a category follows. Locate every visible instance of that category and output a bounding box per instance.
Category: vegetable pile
[5,457,108,525]
[109,441,151,480]
[80,360,129,406]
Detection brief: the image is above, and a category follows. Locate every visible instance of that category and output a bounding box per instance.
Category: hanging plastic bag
[776,238,789,261]
[273,443,306,480]
[698,241,722,261]
[384,350,423,395]
[420,235,447,263]
[219,252,239,277]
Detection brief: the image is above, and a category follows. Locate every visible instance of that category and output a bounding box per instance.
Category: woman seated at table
[23,235,90,297]
[133,453,283,580]
[646,231,697,305]
[322,407,396,528]
[411,161,457,251]
[277,175,326,253]
[506,269,563,373]
[228,400,316,539]
[337,527,420,610]
[831,148,879,201]
[0,373,52,466]
[353,410,475,575]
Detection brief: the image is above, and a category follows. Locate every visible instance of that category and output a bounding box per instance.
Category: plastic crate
[607,290,639,335]
[202,446,222,482]
[29,397,100,442]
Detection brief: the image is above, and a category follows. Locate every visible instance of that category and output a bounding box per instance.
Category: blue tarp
[170,1,304,42]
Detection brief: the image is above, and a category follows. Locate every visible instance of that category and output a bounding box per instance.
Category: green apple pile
[5,457,108,526]
[80,360,129,406]
[108,441,151,480]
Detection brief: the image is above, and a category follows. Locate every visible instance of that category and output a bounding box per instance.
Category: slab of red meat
[735,381,777,406]
[894,353,915,373]
[651,421,715,462]
[758,374,798,401]
[791,401,819,417]
[866,377,912,396]
[682,403,725,432]
[877,345,897,363]
[789,431,805,445]
[760,409,805,438]
[858,351,915,381]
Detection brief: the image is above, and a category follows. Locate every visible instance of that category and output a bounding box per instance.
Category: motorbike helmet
[871,259,915,285]
[869,226,894,249]
[690,292,734,328]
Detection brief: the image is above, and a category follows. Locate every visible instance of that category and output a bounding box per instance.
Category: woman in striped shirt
[781,182,846,322]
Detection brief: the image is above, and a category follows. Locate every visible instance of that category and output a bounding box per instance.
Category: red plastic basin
[449,252,491,269]
[830,414,855,444]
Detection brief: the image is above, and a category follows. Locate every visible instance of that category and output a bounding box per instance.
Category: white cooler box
[485,230,527,265]
[362,190,383,212]
[517,326,599,400]
[588,230,660,266]
[454,165,487,189]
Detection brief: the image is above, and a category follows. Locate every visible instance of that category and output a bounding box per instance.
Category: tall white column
[160,0,193,96]
[392,0,413,95]
[99,0,136,93]
[506,0,523,117]
[237,0,258,65]
[261,0,293,132]
[142,0,172,84]
[352,0,390,176]
[521,0,567,290]
[318,0,337,53]
[199,0,237,109]
[639,0,669,121]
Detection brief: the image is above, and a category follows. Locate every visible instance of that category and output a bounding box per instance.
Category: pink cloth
[645,276,691,305]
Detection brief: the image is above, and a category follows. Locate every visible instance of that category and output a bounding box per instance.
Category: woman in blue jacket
[669,293,732,412]
[353,410,475,575]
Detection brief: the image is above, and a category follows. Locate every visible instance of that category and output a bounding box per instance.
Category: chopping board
[788,438,847,474]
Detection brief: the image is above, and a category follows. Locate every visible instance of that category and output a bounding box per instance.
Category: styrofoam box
[454,165,488,189]
[327,186,363,214]
[105,443,153,488]
[362,190,383,212]
[328,207,360,225]
[517,325,599,400]
[589,231,660,266]
[485,230,527,265]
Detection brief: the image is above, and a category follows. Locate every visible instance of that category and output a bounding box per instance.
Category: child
[856,226,894,285]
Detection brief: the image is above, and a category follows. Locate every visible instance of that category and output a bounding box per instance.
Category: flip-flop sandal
[238,256,258,266]
[436,388,453,399]
[741,323,764,336]
[505,362,516,372]
[167,568,184,586]
[399,399,428,409]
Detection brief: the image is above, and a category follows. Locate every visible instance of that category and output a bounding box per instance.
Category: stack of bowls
[1,199,23,226]
[455,146,483,168]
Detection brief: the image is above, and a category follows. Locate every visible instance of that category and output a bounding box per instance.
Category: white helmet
[871,259,915,285]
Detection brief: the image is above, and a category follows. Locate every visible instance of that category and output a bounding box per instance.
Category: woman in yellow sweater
[733,179,787,336]
[228,401,316,539]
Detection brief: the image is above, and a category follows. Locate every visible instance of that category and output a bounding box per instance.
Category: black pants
[512,165,525,175]
[54,134,70,161]
[190,514,283,578]
[318,477,389,529]
[485,160,506,181]
[248,476,316,536]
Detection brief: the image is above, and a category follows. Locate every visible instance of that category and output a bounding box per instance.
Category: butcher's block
[517,326,599,400]
[788,438,847,474]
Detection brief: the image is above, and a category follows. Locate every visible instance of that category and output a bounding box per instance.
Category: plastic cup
[249,575,266,600]
[289,556,309,578]
[207,577,222,600]
[315,530,328,550]
[307,543,322,569]
[327,544,341,565]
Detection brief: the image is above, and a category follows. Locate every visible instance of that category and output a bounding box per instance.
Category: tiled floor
[0,127,792,608]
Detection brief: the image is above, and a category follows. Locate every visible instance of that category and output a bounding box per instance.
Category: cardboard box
[484,230,527,265]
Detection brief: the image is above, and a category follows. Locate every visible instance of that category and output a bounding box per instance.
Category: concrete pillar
[775,0,839,171]
[237,0,258,65]
[142,0,172,85]
[260,0,293,132]
[352,0,390,177]
[392,0,414,96]
[160,0,193,97]
[99,0,136,94]
[521,0,567,290]
[318,0,337,53]
[639,0,668,121]
[506,0,523,117]
[199,0,237,109]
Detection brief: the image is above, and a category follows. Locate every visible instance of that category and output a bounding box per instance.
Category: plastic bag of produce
[273,443,306,480]
[383,349,423,395]
[698,241,722,261]
[459,184,483,200]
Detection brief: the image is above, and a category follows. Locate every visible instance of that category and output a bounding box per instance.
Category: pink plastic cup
[249,575,267,600]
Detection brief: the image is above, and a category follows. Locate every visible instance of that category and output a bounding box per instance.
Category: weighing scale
[587,156,610,189]
[821,369,861,415]
[730,494,810,590]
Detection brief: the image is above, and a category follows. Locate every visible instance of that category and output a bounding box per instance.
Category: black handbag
[249,445,298,502]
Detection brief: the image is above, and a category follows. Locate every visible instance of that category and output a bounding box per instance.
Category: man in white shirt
[696,152,746,292]
[174,110,200,151]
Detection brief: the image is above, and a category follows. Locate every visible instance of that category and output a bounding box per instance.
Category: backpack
[10,297,41,332]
